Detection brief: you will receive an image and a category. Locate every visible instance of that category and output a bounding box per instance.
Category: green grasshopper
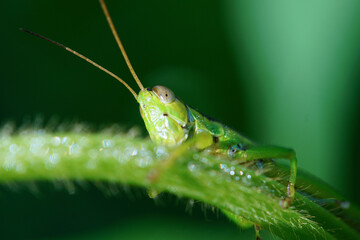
[21,0,298,237]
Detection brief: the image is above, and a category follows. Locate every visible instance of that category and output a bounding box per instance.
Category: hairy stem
[0,127,359,239]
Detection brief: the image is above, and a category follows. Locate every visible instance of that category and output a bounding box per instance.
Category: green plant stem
[0,130,359,239]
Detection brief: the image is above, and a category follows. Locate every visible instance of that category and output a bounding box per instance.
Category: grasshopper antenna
[19,28,138,100]
[100,0,145,90]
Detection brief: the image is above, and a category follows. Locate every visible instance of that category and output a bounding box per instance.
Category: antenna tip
[19,28,30,33]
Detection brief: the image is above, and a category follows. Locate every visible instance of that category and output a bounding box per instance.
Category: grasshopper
[21,0,298,237]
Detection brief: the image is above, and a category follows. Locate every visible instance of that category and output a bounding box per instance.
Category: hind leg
[231,146,297,208]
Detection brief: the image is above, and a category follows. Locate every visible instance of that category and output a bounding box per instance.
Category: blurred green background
[1,0,360,239]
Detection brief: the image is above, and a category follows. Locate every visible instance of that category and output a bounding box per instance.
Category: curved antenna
[100,0,145,90]
[19,28,138,100]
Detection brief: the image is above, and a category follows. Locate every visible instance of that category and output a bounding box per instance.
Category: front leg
[148,131,214,182]
[231,146,297,208]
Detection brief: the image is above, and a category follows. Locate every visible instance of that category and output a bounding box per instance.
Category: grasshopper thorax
[138,86,189,146]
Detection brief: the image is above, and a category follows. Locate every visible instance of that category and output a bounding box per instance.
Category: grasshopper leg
[233,146,297,208]
[149,136,297,208]
[148,132,213,183]
[254,224,262,240]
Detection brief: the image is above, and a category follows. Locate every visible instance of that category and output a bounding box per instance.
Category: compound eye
[152,85,175,104]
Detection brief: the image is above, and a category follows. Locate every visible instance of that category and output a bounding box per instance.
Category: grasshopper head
[138,86,189,146]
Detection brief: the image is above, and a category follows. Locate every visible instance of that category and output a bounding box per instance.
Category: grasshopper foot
[280,181,295,209]
[254,224,262,240]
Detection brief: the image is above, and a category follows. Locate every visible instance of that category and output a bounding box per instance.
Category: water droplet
[79,136,88,146]
[127,127,141,138]
[49,153,60,164]
[230,170,235,176]
[69,143,80,155]
[9,144,18,154]
[62,137,71,145]
[341,201,350,209]
[131,149,138,156]
[200,157,208,164]
[155,146,168,158]
[51,136,61,146]
[3,156,15,170]
[112,149,120,159]
[30,143,41,155]
[102,139,112,148]
[188,162,196,172]
[138,156,151,168]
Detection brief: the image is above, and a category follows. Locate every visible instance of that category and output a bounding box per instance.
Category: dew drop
[200,157,208,164]
[3,156,15,170]
[79,136,88,146]
[62,137,71,145]
[188,162,196,172]
[49,153,60,164]
[69,143,80,155]
[9,144,18,154]
[131,149,138,156]
[155,146,168,158]
[102,139,112,148]
[30,143,41,155]
[51,136,61,146]
[341,201,350,209]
